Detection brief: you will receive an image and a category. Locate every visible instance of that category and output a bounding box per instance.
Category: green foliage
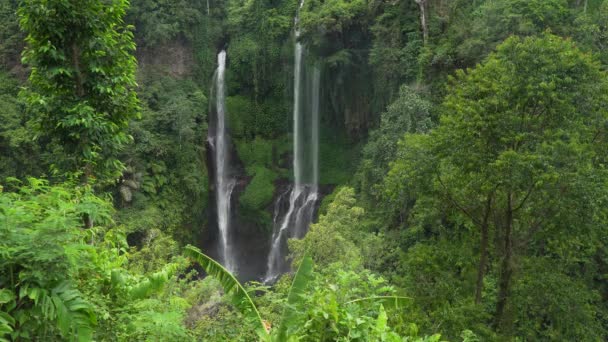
[572,0,608,65]
[0,178,199,340]
[355,85,433,201]
[290,187,364,269]
[0,0,22,69]
[226,95,288,140]
[186,245,440,341]
[19,0,140,183]
[432,0,571,69]
[369,0,422,108]
[240,166,278,210]
[275,256,314,341]
[184,245,268,337]
[284,266,430,342]
[0,72,42,180]
[383,34,608,339]
[128,0,205,47]
[0,178,111,340]
[318,129,362,185]
[119,75,208,241]
[5,0,608,340]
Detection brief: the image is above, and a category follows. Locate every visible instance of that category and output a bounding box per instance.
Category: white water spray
[265,0,321,283]
[213,50,237,273]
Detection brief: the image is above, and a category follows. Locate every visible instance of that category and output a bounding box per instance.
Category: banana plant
[184,245,410,341]
[184,245,269,338]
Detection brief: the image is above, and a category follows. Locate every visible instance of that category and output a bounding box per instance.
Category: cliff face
[136,39,195,78]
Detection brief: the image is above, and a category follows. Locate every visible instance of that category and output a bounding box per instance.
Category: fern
[18,281,95,341]
[184,245,268,337]
[0,288,14,342]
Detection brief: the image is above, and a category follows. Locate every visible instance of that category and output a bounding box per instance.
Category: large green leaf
[184,245,268,337]
[275,256,313,341]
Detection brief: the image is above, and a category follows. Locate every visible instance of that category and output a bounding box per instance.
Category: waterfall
[264,0,321,283]
[212,50,237,273]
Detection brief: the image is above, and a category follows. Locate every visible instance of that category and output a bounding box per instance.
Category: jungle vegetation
[1,0,608,341]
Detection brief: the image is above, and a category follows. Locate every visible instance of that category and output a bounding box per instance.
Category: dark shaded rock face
[137,39,194,78]
[202,115,271,282]
[202,132,331,282]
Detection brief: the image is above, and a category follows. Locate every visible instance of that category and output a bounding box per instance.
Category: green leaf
[276,256,314,340]
[184,245,268,337]
[0,290,14,305]
[343,296,411,309]
[376,304,387,333]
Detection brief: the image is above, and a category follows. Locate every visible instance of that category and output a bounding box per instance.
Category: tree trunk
[71,43,84,98]
[415,0,429,45]
[475,193,493,304]
[495,192,514,332]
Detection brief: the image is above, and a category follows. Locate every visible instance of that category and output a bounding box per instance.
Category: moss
[226,95,255,139]
[239,166,277,210]
[319,128,362,185]
[236,137,274,173]
[226,96,289,140]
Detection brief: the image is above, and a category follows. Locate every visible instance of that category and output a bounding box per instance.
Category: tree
[384,34,608,338]
[19,0,140,184]
[355,85,432,202]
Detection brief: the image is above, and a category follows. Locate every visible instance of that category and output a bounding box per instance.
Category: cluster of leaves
[0,0,22,69]
[378,34,608,340]
[127,0,206,47]
[0,178,224,341]
[19,0,140,184]
[0,178,111,340]
[0,72,42,180]
[186,245,444,341]
[117,75,209,242]
[355,85,433,203]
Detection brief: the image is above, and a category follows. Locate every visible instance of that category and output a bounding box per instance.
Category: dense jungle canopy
[1,0,608,341]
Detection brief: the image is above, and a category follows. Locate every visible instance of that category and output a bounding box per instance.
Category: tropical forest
[1,0,608,341]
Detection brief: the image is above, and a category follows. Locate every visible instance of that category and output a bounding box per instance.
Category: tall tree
[19,0,140,184]
[384,34,608,338]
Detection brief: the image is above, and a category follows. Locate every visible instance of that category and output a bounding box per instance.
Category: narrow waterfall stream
[264,0,321,283]
[212,50,237,273]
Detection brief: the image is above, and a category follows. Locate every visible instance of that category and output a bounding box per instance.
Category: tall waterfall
[264,0,321,283]
[212,50,237,273]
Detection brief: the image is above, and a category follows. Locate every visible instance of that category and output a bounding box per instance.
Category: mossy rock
[239,166,277,210]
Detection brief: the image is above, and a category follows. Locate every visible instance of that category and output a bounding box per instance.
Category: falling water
[264,0,321,282]
[212,50,237,273]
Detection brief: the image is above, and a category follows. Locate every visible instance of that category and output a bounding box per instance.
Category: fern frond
[184,245,268,337]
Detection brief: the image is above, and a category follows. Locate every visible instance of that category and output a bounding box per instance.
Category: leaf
[0,290,14,305]
[184,245,268,337]
[343,296,411,309]
[376,304,387,333]
[276,256,314,340]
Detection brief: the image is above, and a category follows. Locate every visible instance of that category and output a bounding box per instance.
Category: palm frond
[184,245,268,337]
[275,256,313,341]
